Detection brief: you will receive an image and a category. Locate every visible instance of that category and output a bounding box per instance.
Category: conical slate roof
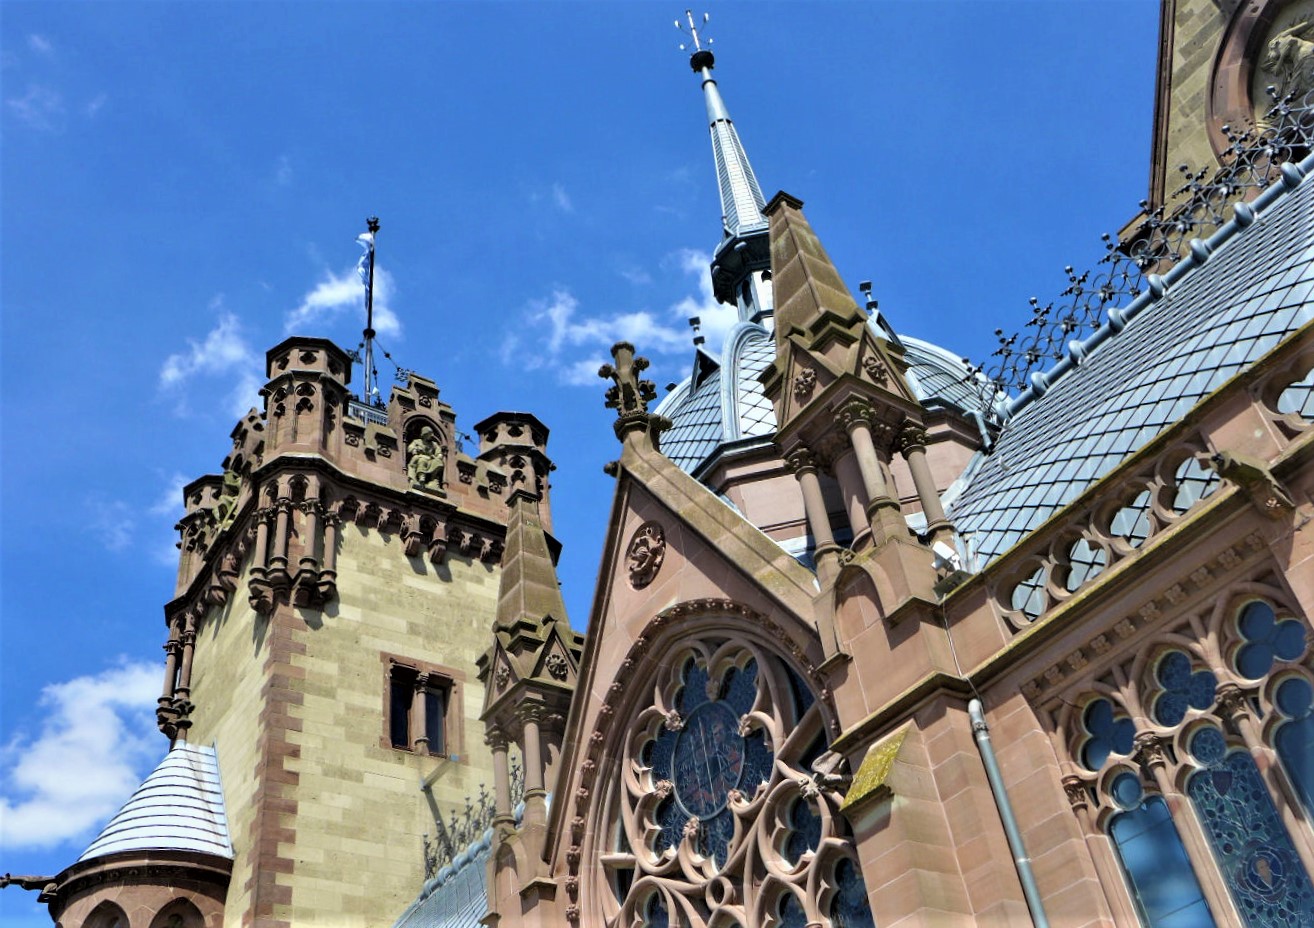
[77,742,232,861]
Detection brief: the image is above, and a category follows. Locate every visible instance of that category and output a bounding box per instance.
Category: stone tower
[60,336,557,927]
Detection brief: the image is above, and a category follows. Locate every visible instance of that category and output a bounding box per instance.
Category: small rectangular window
[383,658,455,757]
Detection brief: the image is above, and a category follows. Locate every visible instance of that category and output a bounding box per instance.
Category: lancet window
[601,635,873,928]
[1062,595,1314,928]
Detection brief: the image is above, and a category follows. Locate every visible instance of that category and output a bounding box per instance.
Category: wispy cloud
[86,497,135,552]
[150,472,190,519]
[84,92,107,117]
[27,34,53,56]
[0,661,161,852]
[275,154,292,186]
[669,248,737,349]
[500,289,691,386]
[617,263,653,286]
[284,265,400,341]
[6,83,64,131]
[159,304,262,418]
[551,182,573,213]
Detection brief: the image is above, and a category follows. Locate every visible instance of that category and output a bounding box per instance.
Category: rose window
[606,638,873,928]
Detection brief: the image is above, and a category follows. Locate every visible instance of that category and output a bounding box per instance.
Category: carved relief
[792,367,817,401]
[544,652,569,681]
[862,354,889,384]
[625,521,666,590]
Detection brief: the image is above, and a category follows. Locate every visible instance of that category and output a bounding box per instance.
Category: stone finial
[598,342,672,445]
[600,342,657,415]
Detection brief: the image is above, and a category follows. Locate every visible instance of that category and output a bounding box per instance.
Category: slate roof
[392,832,494,928]
[78,743,232,861]
[950,158,1314,567]
[656,320,990,475]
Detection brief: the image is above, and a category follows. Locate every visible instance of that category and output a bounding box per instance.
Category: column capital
[784,447,822,476]
[896,422,930,454]
[1133,732,1171,773]
[485,729,511,752]
[1061,776,1091,813]
[1215,683,1253,725]
[836,398,875,431]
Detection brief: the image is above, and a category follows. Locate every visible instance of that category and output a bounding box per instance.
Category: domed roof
[655,319,989,474]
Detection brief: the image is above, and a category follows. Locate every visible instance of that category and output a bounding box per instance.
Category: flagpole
[363,216,380,406]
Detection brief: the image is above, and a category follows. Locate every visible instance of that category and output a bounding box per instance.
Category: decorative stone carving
[783,447,821,475]
[862,354,889,384]
[1062,776,1091,812]
[792,367,817,401]
[544,652,569,680]
[625,521,666,590]
[1133,732,1170,772]
[599,342,658,417]
[896,423,929,453]
[406,426,446,490]
[1260,17,1314,104]
[495,665,511,691]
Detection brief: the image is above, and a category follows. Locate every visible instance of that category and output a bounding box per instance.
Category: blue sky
[1,1,1159,922]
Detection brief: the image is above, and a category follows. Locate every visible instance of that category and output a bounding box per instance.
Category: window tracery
[1058,595,1314,927]
[604,636,870,928]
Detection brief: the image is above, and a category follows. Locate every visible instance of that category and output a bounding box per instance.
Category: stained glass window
[778,892,807,928]
[642,893,669,928]
[830,858,876,928]
[784,795,821,867]
[1081,698,1135,771]
[1274,677,1314,821]
[1151,651,1217,727]
[1234,603,1306,679]
[1107,771,1214,927]
[1186,726,1314,926]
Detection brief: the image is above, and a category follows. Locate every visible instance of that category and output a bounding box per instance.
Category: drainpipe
[969,699,1050,928]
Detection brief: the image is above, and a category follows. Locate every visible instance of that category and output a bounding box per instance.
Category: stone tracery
[597,633,870,928]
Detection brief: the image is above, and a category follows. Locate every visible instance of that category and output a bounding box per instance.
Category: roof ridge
[1000,153,1314,424]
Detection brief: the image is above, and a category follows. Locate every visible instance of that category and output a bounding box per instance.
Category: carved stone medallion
[625,520,666,589]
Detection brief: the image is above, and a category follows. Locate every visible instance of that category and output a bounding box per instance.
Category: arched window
[1184,725,1314,925]
[84,902,128,928]
[604,634,872,928]
[1105,770,1213,926]
[1274,676,1314,818]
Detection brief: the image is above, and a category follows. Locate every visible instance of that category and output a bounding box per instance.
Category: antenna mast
[360,216,381,405]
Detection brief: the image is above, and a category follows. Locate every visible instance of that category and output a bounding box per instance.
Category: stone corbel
[428,521,449,565]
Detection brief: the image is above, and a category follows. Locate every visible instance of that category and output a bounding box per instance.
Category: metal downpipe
[969,698,1050,928]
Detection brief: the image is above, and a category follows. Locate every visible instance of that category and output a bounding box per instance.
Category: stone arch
[84,901,128,928]
[147,899,204,928]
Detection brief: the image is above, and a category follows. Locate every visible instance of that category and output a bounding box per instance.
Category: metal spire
[677,10,767,240]
[358,216,381,406]
[675,10,773,325]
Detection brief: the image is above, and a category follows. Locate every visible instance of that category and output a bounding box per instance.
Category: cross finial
[599,342,657,416]
[675,9,712,53]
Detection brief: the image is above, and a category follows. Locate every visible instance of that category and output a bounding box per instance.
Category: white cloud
[0,661,161,852]
[669,248,737,350]
[284,265,400,339]
[27,34,53,56]
[150,472,190,518]
[86,497,135,552]
[617,263,653,286]
[501,289,690,387]
[6,83,64,131]
[159,306,261,418]
[85,92,107,117]
[275,154,292,186]
[551,182,573,213]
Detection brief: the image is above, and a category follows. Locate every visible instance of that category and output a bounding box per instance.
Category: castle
[10,2,1314,926]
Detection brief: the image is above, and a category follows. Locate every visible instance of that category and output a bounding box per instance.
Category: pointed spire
[493,489,568,633]
[763,191,868,341]
[677,10,773,323]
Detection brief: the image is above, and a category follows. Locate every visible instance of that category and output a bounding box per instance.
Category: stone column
[269,496,293,583]
[1217,684,1314,877]
[898,423,953,540]
[488,730,514,826]
[299,499,321,575]
[838,400,904,545]
[160,619,181,708]
[521,706,545,798]
[1063,775,1140,927]
[785,448,840,584]
[1135,732,1235,921]
[413,672,431,753]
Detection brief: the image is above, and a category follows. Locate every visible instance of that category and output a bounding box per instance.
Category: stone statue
[1262,18,1314,100]
[407,426,446,490]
